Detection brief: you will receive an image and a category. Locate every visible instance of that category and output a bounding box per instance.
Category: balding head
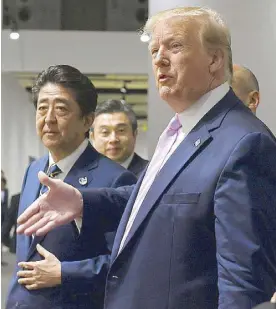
[231,64,260,114]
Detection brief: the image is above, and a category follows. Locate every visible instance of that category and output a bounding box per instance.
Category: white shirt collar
[120,152,135,169]
[177,82,229,135]
[48,139,89,176]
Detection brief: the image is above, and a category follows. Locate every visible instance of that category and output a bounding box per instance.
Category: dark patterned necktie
[40,164,62,195]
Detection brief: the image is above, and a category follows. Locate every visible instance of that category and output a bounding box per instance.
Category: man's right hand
[17,171,83,236]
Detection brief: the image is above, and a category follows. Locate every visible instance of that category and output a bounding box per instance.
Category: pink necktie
[154,115,182,172]
[118,115,182,253]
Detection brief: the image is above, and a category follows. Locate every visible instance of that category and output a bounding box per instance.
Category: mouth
[158,74,171,82]
[107,148,121,153]
[43,131,58,135]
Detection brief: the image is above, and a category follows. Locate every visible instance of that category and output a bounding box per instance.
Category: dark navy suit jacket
[81,90,276,309]
[6,143,137,309]
[127,153,148,177]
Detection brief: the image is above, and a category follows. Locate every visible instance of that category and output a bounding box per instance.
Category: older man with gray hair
[231,64,260,114]
[17,7,276,309]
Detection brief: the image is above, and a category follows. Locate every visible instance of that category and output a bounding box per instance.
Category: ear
[248,90,260,113]
[83,112,95,131]
[89,127,94,142]
[209,48,225,75]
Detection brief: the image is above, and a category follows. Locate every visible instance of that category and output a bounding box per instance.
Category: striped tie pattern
[40,164,62,195]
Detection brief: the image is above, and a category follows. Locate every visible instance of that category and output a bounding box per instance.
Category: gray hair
[142,7,232,80]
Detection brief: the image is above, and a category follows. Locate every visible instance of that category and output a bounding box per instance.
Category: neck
[49,139,85,162]
[169,79,226,113]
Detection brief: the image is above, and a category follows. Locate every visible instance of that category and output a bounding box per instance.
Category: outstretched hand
[17,171,83,236]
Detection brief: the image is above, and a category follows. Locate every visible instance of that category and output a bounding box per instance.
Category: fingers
[18,277,35,285]
[17,201,40,230]
[18,262,35,270]
[36,244,51,259]
[35,220,60,236]
[17,211,44,235]
[24,216,52,236]
[25,284,38,290]
[271,292,276,303]
[17,270,34,278]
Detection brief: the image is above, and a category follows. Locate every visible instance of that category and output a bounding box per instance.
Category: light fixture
[10,30,20,40]
[10,19,20,40]
[140,32,150,43]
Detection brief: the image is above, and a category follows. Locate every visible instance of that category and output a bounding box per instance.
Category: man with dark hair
[6,65,136,309]
[231,64,260,114]
[91,99,148,177]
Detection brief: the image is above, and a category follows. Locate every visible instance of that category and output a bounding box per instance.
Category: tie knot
[167,116,182,136]
[47,164,62,178]
[40,164,62,196]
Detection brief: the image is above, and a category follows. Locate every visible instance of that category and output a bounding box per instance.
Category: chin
[159,86,174,101]
[43,139,60,149]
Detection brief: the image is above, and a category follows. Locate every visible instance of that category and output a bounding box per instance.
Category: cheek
[94,137,107,151]
[36,118,43,134]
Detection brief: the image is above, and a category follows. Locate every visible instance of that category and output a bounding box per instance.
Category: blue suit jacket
[81,90,276,309]
[6,144,137,309]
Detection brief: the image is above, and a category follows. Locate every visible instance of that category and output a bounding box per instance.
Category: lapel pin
[194,139,201,147]
[79,177,88,186]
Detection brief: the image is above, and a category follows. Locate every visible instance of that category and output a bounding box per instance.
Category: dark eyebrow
[37,97,70,105]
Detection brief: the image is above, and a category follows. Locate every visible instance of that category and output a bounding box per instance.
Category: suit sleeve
[215,132,276,309]
[61,171,136,294]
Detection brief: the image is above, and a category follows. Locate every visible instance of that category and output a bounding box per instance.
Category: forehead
[94,112,131,127]
[37,83,75,101]
[150,16,196,44]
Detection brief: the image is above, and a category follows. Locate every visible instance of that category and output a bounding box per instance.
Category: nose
[153,49,169,67]
[45,107,56,123]
[109,131,120,142]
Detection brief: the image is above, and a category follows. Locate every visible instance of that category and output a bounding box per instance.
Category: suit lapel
[27,144,99,260]
[20,156,48,261]
[111,168,147,262]
[116,90,239,257]
[118,125,212,254]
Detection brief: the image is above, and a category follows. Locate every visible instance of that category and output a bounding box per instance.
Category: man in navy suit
[91,99,148,177]
[17,7,276,309]
[6,65,136,309]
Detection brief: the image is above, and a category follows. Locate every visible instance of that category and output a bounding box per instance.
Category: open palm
[17,171,83,236]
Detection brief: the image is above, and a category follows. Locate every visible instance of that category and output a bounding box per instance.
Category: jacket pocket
[161,193,200,204]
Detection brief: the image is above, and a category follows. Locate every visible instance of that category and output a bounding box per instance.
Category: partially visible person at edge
[231,64,260,114]
[17,7,276,309]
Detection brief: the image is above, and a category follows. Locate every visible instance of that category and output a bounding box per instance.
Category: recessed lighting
[140,33,150,43]
[10,31,20,40]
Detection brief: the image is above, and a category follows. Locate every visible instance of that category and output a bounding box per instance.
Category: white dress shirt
[48,138,89,230]
[118,82,229,254]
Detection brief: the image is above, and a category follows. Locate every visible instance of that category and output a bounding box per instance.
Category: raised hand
[17,171,83,236]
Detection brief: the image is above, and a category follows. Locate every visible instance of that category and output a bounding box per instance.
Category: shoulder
[133,153,148,164]
[97,152,133,174]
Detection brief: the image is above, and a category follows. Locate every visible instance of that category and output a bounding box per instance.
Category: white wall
[1,30,148,74]
[1,73,47,197]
